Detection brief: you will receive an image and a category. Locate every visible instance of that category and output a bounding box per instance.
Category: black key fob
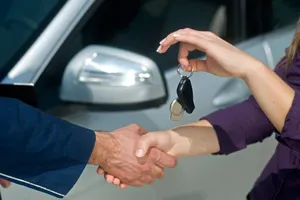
[176,76,195,114]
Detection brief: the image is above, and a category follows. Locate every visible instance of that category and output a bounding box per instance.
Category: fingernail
[136,149,144,157]
[156,45,162,53]
[159,38,166,44]
[173,33,180,38]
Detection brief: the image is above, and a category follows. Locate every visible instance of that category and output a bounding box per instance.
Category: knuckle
[170,158,177,168]
[183,27,192,32]
[175,28,185,35]
[129,123,140,130]
[147,178,155,184]
[206,31,216,37]
[157,170,164,179]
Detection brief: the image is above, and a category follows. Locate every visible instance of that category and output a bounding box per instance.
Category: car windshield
[0,0,67,79]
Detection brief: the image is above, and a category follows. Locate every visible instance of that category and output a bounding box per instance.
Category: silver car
[1,0,298,199]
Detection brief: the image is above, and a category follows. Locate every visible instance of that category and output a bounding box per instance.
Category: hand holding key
[157,28,263,79]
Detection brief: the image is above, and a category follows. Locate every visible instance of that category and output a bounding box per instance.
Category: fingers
[105,174,115,183]
[178,42,196,69]
[158,28,209,54]
[178,44,207,72]
[149,148,177,168]
[189,59,207,72]
[153,165,164,179]
[157,28,210,72]
[104,174,128,188]
[97,167,105,175]
[120,183,128,189]
[172,33,209,52]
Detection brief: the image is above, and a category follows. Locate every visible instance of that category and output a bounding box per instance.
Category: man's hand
[89,124,176,186]
[0,178,11,188]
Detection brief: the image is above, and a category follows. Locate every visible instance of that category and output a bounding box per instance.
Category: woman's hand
[97,130,177,188]
[157,28,263,79]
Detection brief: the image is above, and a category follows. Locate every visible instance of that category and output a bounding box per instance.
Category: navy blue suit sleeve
[0,97,95,198]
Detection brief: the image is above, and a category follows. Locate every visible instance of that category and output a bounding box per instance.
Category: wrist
[242,61,268,83]
[168,124,221,157]
[88,131,119,166]
[166,129,192,157]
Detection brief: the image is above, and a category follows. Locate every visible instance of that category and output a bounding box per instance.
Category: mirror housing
[60,45,167,107]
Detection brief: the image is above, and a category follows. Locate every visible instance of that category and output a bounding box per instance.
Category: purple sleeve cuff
[208,125,239,155]
[201,112,247,155]
[276,91,300,152]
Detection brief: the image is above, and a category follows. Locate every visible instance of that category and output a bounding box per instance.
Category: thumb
[135,133,158,158]
[188,59,207,72]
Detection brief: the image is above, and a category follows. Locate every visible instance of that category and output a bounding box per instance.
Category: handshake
[0,124,180,190]
[90,124,178,188]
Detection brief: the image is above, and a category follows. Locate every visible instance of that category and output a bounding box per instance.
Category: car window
[86,0,224,72]
[272,0,299,29]
[0,0,67,80]
[86,0,299,73]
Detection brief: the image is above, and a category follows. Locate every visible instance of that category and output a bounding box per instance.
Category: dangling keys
[170,64,195,121]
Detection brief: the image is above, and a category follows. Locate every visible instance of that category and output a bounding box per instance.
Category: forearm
[168,120,220,157]
[243,63,295,132]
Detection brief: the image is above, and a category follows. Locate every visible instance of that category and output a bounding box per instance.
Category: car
[0,0,299,199]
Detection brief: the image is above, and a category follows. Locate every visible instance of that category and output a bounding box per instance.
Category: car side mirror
[59,45,167,108]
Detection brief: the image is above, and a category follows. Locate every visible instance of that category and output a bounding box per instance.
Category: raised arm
[157,28,300,142]
[244,62,295,132]
[136,29,300,158]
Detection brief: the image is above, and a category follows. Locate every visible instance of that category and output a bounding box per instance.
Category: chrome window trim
[262,41,275,69]
[2,0,98,84]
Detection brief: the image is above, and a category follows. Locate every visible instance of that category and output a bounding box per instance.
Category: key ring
[177,64,193,78]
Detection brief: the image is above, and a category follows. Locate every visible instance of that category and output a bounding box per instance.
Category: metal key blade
[170,99,184,115]
[170,112,184,121]
[170,99,184,121]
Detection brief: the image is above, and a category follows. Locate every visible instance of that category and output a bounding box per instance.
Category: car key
[170,64,195,121]
[176,76,195,114]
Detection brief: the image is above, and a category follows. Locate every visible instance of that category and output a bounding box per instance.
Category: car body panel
[263,25,296,64]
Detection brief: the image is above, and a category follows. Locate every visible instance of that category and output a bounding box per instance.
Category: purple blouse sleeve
[201,96,275,155]
[276,91,300,152]
[202,51,300,155]
[275,52,300,152]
